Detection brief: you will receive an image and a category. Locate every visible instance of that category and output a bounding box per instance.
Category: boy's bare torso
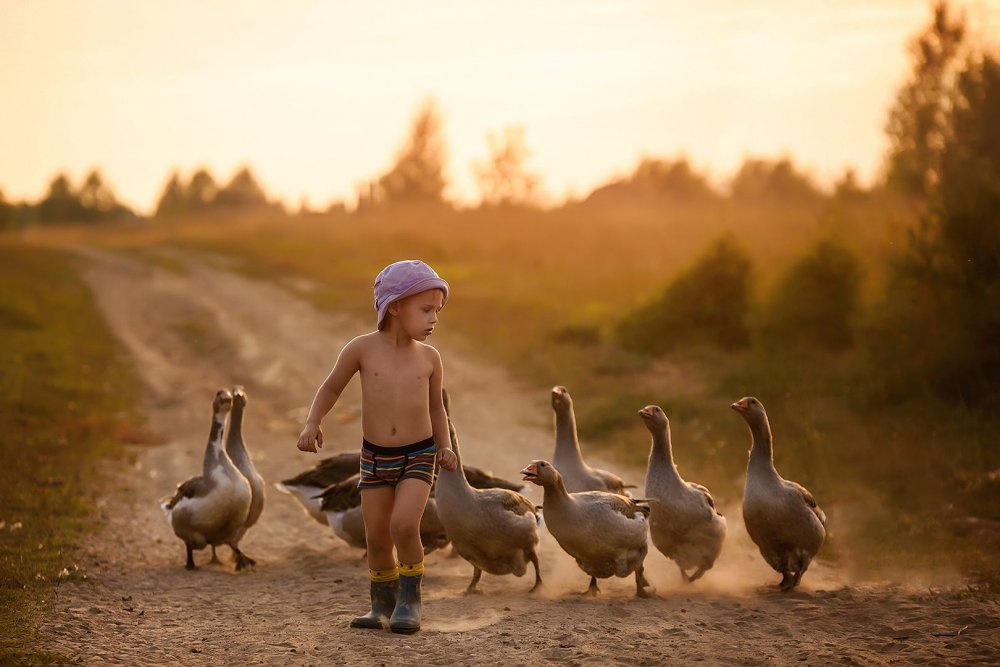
[355,332,436,446]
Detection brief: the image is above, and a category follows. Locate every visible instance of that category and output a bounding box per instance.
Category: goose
[315,474,451,555]
[639,405,726,583]
[521,460,653,597]
[550,386,632,495]
[161,389,252,570]
[434,412,541,594]
[732,396,826,591]
[214,385,266,570]
[274,451,359,525]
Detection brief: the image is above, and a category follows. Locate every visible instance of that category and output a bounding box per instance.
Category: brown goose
[550,386,632,495]
[274,451,359,525]
[434,411,541,594]
[218,385,265,570]
[732,397,826,591]
[161,389,252,570]
[521,460,653,597]
[639,405,726,583]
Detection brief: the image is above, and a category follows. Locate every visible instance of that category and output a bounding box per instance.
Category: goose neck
[554,408,583,463]
[203,413,227,476]
[649,428,683,487]
[747,417,775,469]
[225,404,249,460]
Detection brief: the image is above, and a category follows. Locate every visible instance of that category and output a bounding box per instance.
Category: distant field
[18,197,1000,587]
[0,241,139,662]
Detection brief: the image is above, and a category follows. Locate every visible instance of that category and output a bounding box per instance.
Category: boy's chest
[360,352,434,390]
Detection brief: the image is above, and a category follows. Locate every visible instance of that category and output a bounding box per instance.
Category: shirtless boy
[296,259,457,634]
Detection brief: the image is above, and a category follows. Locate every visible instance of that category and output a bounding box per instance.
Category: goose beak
[638,407,652,419]
[520,464,539,482]
[731,400,747,413]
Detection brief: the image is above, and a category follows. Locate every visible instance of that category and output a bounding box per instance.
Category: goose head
[550,386,573,414]
[213,388,234,414]
[520,460,559,487]
[231,385,248,409]
[637,405,668,432]
[731,396,766,425]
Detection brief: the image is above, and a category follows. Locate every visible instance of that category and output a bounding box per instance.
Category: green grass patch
[0,240,139,663]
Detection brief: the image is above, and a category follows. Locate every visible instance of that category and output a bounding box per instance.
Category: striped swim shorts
[358,436,437,490]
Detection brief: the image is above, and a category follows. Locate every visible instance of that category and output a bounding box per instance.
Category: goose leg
[688,564,709,583]
[232,546,257,571]
[790,559,810,589]
[778,571,794,591]
[209,546,221,565]
[583,576,600,596]
[185,544,197,570]
[677,564,690,583]
[465,567,483,595]
[635,566,655,598]
[528,551,543,592]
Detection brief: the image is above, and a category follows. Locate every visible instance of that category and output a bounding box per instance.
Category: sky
[1,1,998,213]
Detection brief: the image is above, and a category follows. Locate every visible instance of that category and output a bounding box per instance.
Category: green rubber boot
[389,573,422,634]
[350,579,398,629]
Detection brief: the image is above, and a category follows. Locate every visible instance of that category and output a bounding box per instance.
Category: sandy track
[36,247,1000,665]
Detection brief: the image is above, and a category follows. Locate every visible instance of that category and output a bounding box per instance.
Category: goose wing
[577,491,650,519]
[316,474,362,512]
[281,452,359,488]
[591,467,633,495]
[463,465,524,492]
[165,475,209,509]
[787,481,826,525]
[492,489,539,517]
[688,482,723,515]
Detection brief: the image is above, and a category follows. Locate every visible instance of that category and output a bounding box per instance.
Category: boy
[296,259,457,634]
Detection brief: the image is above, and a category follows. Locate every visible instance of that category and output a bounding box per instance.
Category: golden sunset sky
[1,1,998,212]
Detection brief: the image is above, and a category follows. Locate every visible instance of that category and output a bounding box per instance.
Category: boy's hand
[297,423,323,453]
[437,447,458,471]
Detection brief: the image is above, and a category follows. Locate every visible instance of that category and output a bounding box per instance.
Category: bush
[617,235,753,354]
[759,239,862,350]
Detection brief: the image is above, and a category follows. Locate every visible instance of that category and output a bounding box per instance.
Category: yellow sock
[369,567,399,582]
[398,561,424,577]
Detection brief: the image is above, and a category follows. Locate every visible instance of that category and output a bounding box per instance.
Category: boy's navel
[391,426,397,436]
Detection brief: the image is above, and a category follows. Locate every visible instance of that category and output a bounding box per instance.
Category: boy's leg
[389,478,432,563]
[360,486,396,570]
[352,486,399,630]
[389,478,432,634]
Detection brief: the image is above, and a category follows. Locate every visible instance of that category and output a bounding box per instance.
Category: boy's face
[391,288,445,340]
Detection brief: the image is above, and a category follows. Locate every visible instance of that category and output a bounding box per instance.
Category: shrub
[617,235,753,354]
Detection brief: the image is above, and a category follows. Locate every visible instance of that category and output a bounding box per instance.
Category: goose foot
[636,567,656,598]
[465,567,483,595]
[580,577,600,597]
[687,565,709,583]
[232,548,257,571]
[528,552,543,593]
[778,571,795,591]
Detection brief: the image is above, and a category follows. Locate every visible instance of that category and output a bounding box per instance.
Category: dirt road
[37,247,999,665]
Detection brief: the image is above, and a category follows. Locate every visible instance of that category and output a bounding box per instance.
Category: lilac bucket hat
[374,260,449,328]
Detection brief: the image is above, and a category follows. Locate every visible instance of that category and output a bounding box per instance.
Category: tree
[473,125,541,207]
[215,166,270,208]
[36,173,86,222]
[187,168,218,211]
[155,170,188,217]
[376,100,449,205]
[78,169,118,217]
[873,54,1000,403]
[729,158,822,203]
[884,1,966,198]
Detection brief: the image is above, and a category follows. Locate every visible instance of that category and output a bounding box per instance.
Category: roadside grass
[0,240,139,663]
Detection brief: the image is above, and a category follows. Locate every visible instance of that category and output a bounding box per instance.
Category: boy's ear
[387,301,401,317]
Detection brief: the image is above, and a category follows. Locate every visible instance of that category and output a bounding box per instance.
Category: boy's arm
[297,337,362,452]
[428,347,457,471]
